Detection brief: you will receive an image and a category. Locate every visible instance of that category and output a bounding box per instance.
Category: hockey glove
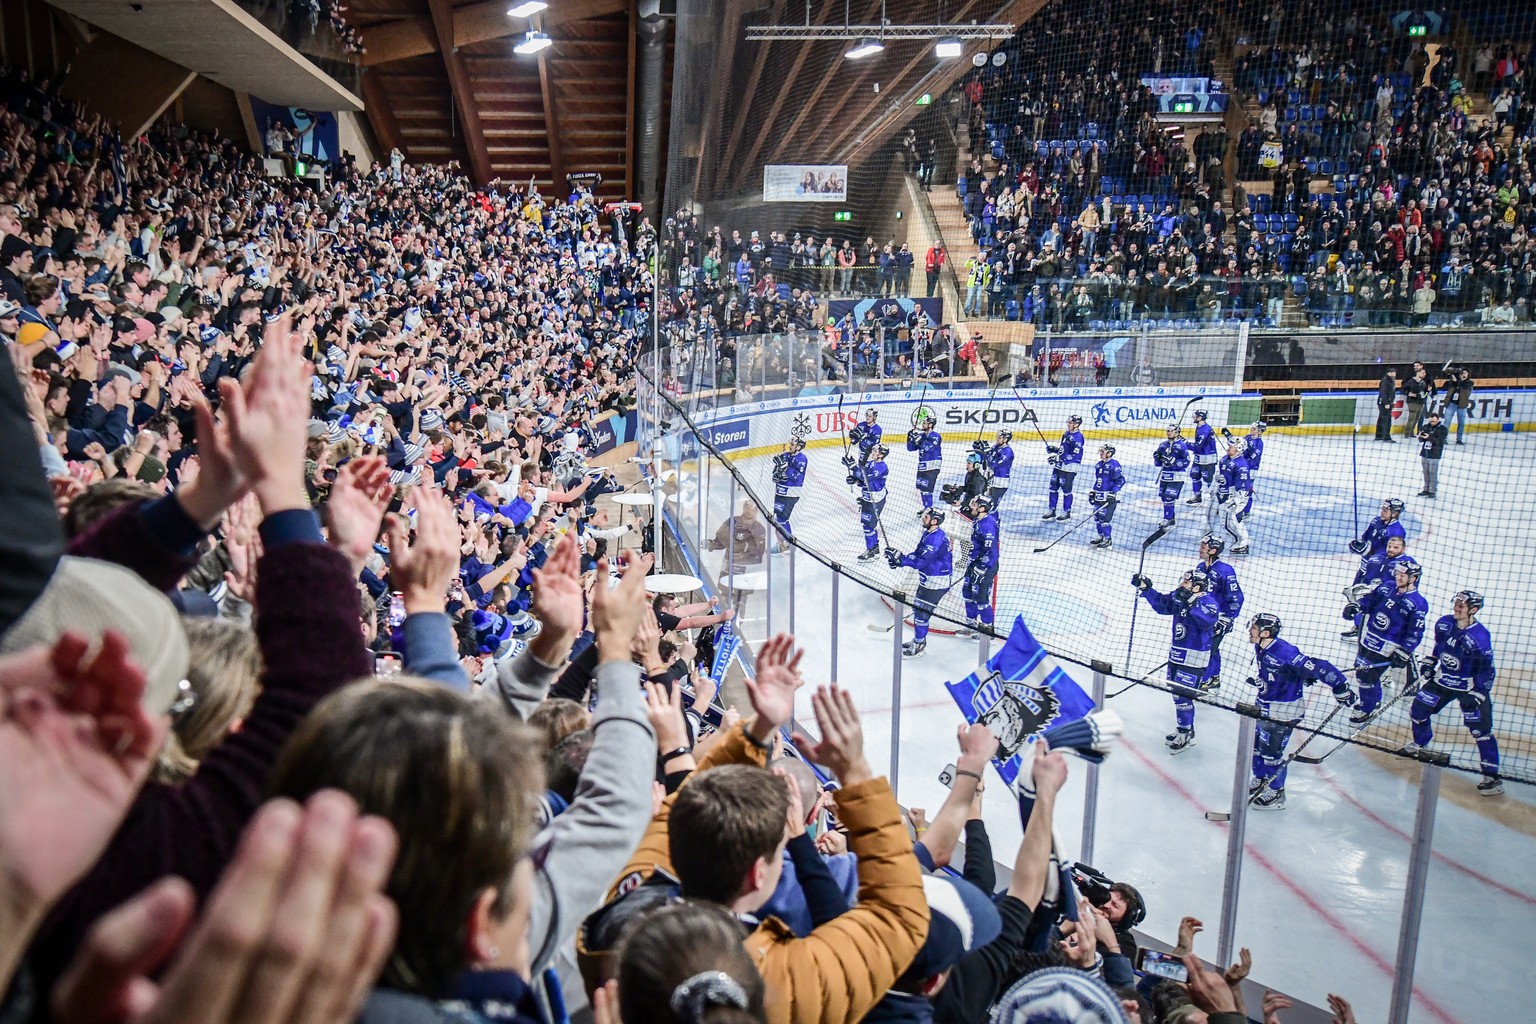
[1342,603,1360,620]
[1154,450,1169,467]
[1220,427,1235,443]
[1170,587,1193,608]
[1244,675,1259,688]
[1389,650,1413,670]
[1131,573,1153,591]
[841,454,857,468]
[907,429,922,445]
[1046,444,1061,456]
[1347,538,1368,555]
[884,547,904,568]
[1088,491,1105,506]
[846,474,859,487]
[1216,615,1233,636]
[968,562,989,586]
[1418,657,1439,685]
[1333,686,1358,708]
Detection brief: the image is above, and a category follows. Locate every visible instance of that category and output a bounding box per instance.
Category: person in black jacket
[1400,363,1429,436]
[1375,367,1398,441]
[1417,409,1448,498]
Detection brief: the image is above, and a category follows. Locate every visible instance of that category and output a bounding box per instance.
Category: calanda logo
[1092,401,1112,426]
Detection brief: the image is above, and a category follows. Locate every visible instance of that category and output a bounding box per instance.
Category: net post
[1233,319,1250,391]
[1216,708,1258,967]
[829,568,840,682]
[1080,660,1112,865]
[890,593,905,792]
[1388,757,1445,1024]
[788,544,797,636]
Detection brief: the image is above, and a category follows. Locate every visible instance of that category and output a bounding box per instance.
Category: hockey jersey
[898,526,953,590]
[1191,423,1218,465]
[1359,515,1407,565]
[1197,558,1244,620]
[1243,435,1264,473]
[1216,454,1252,501]
[1091,458,1125,499]
[1252,638,1349,720]
[1154,436,1191,480]
[1055,429,1084,471]
[1142,587,1221,672]
[1430,616,1495,692]
[989,443,1014,483]
[854,458,888,505]
[968,512,1000,572]
[850,420,883,457]
[1358,582,1428,658]
[907,429,943,473]
[773,451,807,498]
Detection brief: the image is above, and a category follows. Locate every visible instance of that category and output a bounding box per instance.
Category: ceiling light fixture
[934,37,962,57]
[845,37,884,59]
[514,30,554,53]
[507,1,548,15]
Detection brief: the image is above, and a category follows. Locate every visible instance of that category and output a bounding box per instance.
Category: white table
[719,571,769,592]
[645,573,704,594]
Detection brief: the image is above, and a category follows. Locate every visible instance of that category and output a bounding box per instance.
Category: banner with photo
[762,164,848,203]
[826,297,944,325]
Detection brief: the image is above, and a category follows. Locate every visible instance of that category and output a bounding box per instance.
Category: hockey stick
[1031,512,1097,553]
[1292,661,1419,765]
[1173,394,1204,431]
[1104,659,1170,699]
[1122,522,1176,673]
[1350,423,1360,542]
[1009,385,1052,450]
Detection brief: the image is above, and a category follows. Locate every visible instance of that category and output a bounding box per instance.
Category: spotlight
[935,37,963,58]
[514,30,553,53]
[845,37,884,60]
[507,1,547,15]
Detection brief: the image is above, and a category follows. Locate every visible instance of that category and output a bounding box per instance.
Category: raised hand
[1030,742,1068,797]
[0,631,164,980]
[1326,994,1356,1024]
[50,791,398,1024]
[774,766,808,839]
[1224,947,1252,986]
[744,633,803,746]
[791,685,869,786]
[1263,989,1293,1024]
[222,493,262,603]
[590,553,652,665]
[381,484,459,617]
[957,721,998,770]
[1175,915,1204,955]
[328,456,394,575]
[219,314,313,515]
[1181,952,1239,1014]
[643,681,690,757]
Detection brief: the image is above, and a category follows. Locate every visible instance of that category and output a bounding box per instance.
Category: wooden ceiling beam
[714,0,787,195]
[360,68,405,155]
[537,48,565,194]
[363,0,627,67]
[731,0,841,193]
[425,0,492,183]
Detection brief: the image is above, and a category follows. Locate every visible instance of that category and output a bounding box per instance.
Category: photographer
[1073,864,1147,962]
[1417,409,1448,499]
[1443,367,1475,445]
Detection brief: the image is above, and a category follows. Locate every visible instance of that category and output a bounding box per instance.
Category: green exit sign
[1172,100,1194,113]
[1408,24,1426,36]
[915,93,933,106]
[834,211,852,222]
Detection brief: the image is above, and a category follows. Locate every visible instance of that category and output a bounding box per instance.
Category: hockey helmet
[1393,556,1422,583]
[1183,567,1210,591]
[1067,414,1083,427]
[865,408,879,421]
[920,507,946,527]
[996,429,1013,443]
[787,435,807,451]
[1193,409,1209,421]
[1166,423,1183,437]
[968,493,996,516]
[1199,533,1225,556]
[1249,612,1282,638]
[1226,437,1242,452]
[872,443,890,460]
[1099,443,1116,458]
[1454,590,1485,614]
[915,409,937,428]
[1251,420,1268,434]
[1381,497,1405,518]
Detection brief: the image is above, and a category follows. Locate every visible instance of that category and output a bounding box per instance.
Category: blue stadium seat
[776,284,791,300]
[992,141,1005,160]
[1318,158,1333,175]
[1283,214,1299,231]
[1255,194,1272,213]
[1140,194,1154,208]
[1101,176,1114,194]
[1284,107,1298,122]
[1109,194,1123,207]
[1303,157,1318,173]
[1089,320,1106,331]
[1298,106,1313,121]
[1287,89,1301,105]
[1085,122,1100,139]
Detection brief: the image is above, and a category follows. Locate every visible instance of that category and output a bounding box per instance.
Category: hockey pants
[1048,467,1077,513]
[1411,681,1500,776]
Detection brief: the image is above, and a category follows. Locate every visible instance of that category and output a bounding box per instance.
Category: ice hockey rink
[673,422,1536,1024]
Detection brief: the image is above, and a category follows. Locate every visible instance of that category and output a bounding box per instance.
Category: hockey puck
[1203,811,1231,822]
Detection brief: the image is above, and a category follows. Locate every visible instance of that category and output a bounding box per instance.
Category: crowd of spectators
[948,1,1536,329]
[0,58,1371,1024]
[246,0,366,55]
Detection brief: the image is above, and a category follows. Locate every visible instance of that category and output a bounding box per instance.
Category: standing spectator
[1076,203,1101,261]
[1375,367,1398,442]
[925,243,947,298]
[1400,363,1429,437]
[895,242,915,297]
[1445,367,1475,445]
[1411,279,1437,327]
[1417,409,1447,499]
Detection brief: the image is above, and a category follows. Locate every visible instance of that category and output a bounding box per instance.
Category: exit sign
[915,93,933,106]
[1408,24,1427,36]
[834,211,852,221]
[1172,100,1194,113]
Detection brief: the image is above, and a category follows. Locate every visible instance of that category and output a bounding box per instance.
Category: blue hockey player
[1344,554,1428,724]
[906,410,943,510]
[1231,421,1266,521]
[771,436,808,550]
[1205,439,1252,554]
[1153,423,1191,525]
[851,443,890,562]
[987,429,1015,505]
[1042,414,1084,521]
[1348,497,1407,565]
[956,493,1000,638]
[1132,566,1221,753]
[1186,409,1218,504]
[1194,534,1244,689]
[1342,534,1405,639]
[1245,612,1356,811]
[1401,590,1503,795]
[849,408,882,459]
[1088,443,1125,549]
[886,507,953,657]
